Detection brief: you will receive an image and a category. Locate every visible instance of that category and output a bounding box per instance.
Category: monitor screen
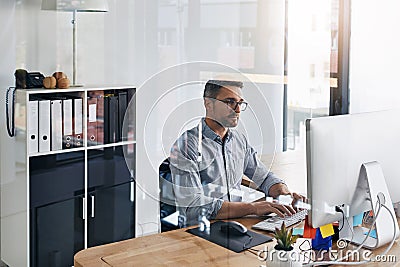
[306,110,400,228]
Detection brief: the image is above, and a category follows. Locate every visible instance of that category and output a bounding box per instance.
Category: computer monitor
[306,110,400,248]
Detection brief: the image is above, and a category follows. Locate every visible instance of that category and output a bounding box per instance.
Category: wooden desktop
[74,150,400,266]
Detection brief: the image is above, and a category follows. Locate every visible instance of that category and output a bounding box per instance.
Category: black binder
[118,91,127,141]
[104,95,110,144]
[187,221,273,253]
[109,95,119,143]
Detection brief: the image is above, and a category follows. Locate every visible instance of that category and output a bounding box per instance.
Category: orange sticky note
[303,215,317,239]
[319,223,334,238]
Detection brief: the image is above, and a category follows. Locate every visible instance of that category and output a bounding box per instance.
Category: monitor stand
[339,161,399,249]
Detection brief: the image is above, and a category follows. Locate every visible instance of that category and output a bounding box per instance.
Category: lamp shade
[41,0,108,12]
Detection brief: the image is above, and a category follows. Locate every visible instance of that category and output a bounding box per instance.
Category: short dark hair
[203,80,243,99]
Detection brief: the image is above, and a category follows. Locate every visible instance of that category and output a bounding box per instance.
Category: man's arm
[170,132,225,225]
[215,199,295,219]
[216,183,303,219]
[243,144,286,196]
[242,140,305,208]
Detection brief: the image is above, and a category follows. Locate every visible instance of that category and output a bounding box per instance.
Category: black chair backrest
[159,158,171,179]
[159,158,176,217]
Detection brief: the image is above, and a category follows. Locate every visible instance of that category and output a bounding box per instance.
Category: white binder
[63,99,73,149]
[27,100,39,154]
[73,98,83,147]
[38,100,51,152]
[50,100,63,151]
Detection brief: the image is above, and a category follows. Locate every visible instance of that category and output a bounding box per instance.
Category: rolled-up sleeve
[243,145,285,196]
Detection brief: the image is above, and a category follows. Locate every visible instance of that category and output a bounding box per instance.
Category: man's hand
[268,183,291,197]
[251,201,295,217]
[268,183,306,211]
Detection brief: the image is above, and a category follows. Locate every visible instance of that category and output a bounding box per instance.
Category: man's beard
[218,114,239,128]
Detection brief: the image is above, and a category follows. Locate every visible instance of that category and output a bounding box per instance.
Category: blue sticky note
[364,229,377,239]
[292,228,304,236]
[353,213,363,226]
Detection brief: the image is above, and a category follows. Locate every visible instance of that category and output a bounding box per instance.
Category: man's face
[207,85,244,128]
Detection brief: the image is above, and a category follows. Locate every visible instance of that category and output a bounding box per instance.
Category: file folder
[27,100,39,154]
[103,95,111,144]
[108,95,119,143]
[96,92,104,145]
[118,91,127,141]
[38,100,51,152]
[126,89,136,143]
[62,99,73,149]
[73,98,83,147]
[87,96,97,145]
[51,100,63,151]
[87,91,104,145]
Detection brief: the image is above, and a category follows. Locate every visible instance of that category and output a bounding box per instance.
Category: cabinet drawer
[88,145,135,190]
[30,152,84,208]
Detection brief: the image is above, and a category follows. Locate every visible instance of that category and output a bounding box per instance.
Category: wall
[349,0,400,113]
[0,0,16,262]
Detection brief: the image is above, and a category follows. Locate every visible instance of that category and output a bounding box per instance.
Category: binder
[118,91,127,141]
[109,95,119,143]
[51,100,63,151]
[73,98,83,147]
[87,96,97,145]
[27,100,39,154]
[96,92,104,145]
[103,95,111,144]
[87,91,104,145]
[126,89,136,143]
[62,99,73,149]
[38,100,51,152]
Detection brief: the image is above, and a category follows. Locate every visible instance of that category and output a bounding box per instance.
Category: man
[169,79,303,226]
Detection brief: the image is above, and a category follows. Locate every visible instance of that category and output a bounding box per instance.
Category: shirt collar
[201,118,232,142]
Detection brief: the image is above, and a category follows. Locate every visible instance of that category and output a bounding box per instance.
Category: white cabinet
[0,86,136,267]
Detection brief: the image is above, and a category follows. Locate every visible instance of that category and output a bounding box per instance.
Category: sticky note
[364,229,377,239]
[303,216,317,239]
[292,228,304,236]
[353,213,363,226]
[319,223,334,238]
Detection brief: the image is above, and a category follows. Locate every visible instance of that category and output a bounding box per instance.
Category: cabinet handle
[82,197,86,220]
[130,181,135,202]
[91,195,95,218]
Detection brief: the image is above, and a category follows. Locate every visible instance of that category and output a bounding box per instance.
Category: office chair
[159,158,180,232]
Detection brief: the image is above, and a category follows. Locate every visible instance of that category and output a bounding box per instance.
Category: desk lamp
[41,0,109,86]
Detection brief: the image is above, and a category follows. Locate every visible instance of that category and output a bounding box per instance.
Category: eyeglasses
[214,98,248,111]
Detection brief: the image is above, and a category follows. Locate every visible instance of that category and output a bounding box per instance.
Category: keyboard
[251,209,308,232]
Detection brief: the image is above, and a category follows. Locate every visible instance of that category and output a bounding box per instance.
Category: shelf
[29,146,86,157]
[1,85,136,267]
[86,140,136,150]
[28,141,137,157]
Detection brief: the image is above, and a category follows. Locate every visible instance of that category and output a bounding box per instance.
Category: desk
[74,217,400,267]
[75,150,400,266]
[74,217,267,266]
